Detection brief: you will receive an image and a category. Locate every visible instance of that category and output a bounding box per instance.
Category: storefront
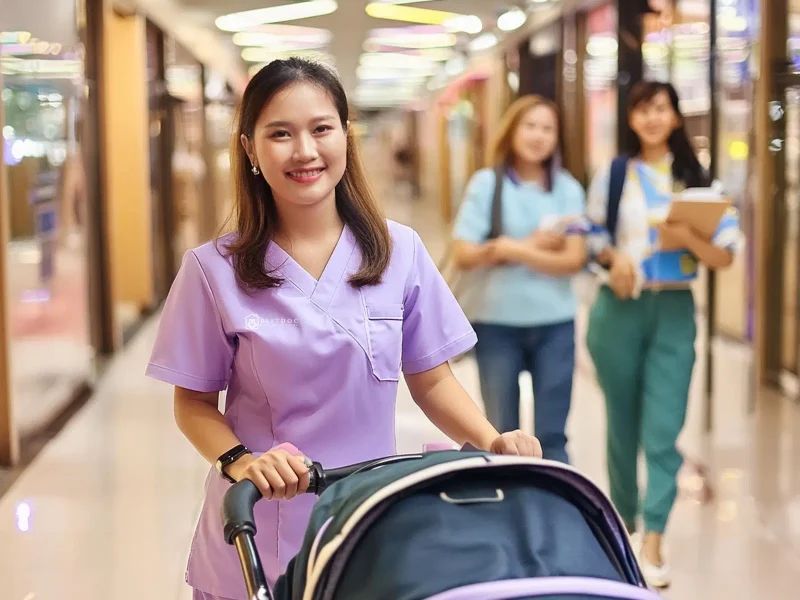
[582,2,619,182]
[121,21,214,345]
[165,38,208,271]
[0,0,105,464]
[0,4,236,467]
[203,70,237,236]
[433,70,490,223]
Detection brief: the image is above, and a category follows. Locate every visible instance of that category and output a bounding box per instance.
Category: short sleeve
[145,250,236,392]
[451,169,495,244]
[712,206,745,255]
[584,166,612,255]
[401,231,477,374]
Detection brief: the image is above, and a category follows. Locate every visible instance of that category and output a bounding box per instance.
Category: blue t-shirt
[452,168,586,327]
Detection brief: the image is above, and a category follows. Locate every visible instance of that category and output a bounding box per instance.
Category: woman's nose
[293,133,318,161]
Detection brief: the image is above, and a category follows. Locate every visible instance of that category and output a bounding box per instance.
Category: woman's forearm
[509,239,587,276]
[452,240,494,270]
[407,365,500,450]
[174,388,243,465]
[685,235,734,269]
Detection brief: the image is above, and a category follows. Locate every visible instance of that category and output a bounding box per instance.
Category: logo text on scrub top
[245,313,300,330]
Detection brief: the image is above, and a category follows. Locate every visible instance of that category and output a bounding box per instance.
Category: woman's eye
[315,125,333,134]
[270,130,290,139]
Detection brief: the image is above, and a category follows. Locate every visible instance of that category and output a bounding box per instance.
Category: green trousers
[586,286,696,534]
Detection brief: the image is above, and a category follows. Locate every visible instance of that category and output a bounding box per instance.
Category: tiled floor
[2,194,800,599]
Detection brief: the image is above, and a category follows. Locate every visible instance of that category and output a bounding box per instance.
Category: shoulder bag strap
[488,163,505,240]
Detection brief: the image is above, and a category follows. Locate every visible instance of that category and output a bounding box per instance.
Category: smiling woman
[221,57,392,290]
[145,55,542,600]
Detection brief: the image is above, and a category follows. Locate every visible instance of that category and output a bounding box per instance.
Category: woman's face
[242,82,347,209]
[511,104,559,166]
[628,90,680,150]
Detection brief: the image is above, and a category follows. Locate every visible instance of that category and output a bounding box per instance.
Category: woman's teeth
[289,169,323,179]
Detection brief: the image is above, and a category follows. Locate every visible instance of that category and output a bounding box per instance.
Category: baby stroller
[222,448,662,600]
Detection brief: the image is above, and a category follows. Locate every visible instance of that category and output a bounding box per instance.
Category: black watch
[216,444,251,484]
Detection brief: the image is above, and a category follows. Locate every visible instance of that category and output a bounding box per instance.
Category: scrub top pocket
[365,303,404,381]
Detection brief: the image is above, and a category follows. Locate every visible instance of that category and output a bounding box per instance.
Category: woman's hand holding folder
[657,221,695,250]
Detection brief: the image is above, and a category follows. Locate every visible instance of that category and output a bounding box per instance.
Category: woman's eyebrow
[264,115,336,128]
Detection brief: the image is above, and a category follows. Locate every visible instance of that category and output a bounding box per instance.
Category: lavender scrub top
[145,219,477,598]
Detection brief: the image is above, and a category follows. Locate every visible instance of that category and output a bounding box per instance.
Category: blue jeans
[473,320,575,464]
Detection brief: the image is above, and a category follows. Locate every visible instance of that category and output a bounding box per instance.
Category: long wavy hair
[217,57,392,291]
[625,81,708,188]
[488,94,563,192]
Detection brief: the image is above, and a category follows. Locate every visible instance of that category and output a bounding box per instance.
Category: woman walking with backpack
[584,81,742,588]
[451,95,588,464]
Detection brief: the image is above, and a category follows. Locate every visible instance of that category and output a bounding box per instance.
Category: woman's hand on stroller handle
[221,453,425,545]
[227,446,312,501]
[489,429,543,458]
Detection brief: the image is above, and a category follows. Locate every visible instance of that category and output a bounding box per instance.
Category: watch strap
[216,444,251,483]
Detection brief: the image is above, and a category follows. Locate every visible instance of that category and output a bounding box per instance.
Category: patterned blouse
[584,154,743,288]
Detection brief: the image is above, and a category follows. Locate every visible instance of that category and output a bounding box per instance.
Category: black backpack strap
[488,163,505,240]
[606,155,629,245]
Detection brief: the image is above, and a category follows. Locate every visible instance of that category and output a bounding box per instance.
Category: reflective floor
[7,235,94,437]
[1,196,799,599]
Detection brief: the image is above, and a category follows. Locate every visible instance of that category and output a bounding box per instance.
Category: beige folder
[659,188,732,251]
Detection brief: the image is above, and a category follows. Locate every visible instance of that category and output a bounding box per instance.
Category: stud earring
[251,164,260,175]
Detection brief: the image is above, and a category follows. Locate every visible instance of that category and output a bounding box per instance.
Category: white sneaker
[628,531,642,555]
[639,550,671,589]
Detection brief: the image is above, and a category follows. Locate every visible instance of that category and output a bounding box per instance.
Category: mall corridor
[4,0,800,598]
[1,198,799,599]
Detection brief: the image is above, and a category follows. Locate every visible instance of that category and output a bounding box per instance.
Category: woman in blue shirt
[585,81,742,588]
[451,95,588,464]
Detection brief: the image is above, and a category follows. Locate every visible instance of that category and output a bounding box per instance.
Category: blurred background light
[216,0,338,32]
[497,8,527,32]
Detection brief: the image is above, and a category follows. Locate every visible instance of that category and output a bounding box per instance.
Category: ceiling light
[498,8,527,32]
[216,0,338,32]
[586,36,618,57]
[444,15,483,35]
[365,3,459,25]
[232,31,331,48]
[232,32,281,46]
[445,57,466,78]
[364,32,457,50]
[417,47,453,62]
[360,52,436,70]
[469,33,498,52]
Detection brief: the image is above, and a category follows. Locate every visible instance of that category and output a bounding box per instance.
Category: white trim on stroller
[301,456,615,600]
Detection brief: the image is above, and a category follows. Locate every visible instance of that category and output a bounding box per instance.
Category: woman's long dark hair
[217,57,392,291]
[625,81,708,188]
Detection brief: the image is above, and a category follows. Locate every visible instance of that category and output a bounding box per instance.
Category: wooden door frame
[755,0,790,392]
[0,67,20,467]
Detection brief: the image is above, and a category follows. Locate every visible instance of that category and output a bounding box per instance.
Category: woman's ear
[240,134,257,167]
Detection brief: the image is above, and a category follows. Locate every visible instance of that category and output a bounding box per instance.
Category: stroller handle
[221,453,426,599]
[222,454,425,544]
